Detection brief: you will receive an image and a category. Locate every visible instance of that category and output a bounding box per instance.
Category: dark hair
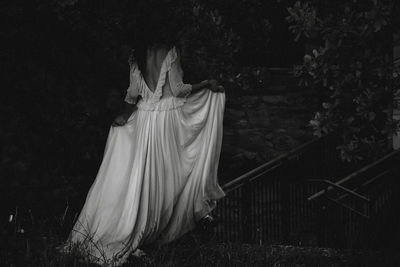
[128,1,181,75]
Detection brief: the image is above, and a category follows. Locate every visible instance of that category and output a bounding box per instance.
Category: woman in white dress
[59,40,226,265]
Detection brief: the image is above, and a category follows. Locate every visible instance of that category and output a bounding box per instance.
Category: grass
[1,204,399,266]
[2,221,399,266]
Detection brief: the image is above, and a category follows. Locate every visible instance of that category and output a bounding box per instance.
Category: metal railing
[213,135,400,248]
[212,135,339,245]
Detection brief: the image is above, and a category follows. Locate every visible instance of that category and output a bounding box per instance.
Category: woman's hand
[112,114,129,127]
[112,102,137,127]
[208,79,225,93]
[128,50,136,67]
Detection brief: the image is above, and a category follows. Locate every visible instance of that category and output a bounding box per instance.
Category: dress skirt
[63,89,226,265]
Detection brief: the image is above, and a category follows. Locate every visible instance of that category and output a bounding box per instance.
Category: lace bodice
[124,46,192,110]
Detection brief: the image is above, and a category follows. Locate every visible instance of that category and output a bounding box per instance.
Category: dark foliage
[287,0,399,162]
[1,0,296,218]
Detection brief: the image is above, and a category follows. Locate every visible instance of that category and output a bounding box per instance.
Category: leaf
[368,112,376,121]
[322,102,331,109]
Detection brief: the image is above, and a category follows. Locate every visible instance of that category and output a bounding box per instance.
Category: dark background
[1,0,399,266]
[0,0,305,212]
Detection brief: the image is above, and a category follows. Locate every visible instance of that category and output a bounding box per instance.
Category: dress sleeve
[168,49,193,98]
[124,62,140,104]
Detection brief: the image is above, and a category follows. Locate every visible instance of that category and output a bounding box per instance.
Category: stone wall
[393,39,400,149]
[219,88,319,183]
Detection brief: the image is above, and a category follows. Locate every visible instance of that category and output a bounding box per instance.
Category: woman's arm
[186,80,208,95]
[170,47,224,97]
[113,54,141,127]
[122,102,138,119]
[112,101,138,127]
[187,79,224,96]
[207,79,225,93]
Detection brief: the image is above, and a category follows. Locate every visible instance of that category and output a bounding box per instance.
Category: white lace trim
[136,96,186,111]
[132,46,179,104]
[150,46,178,103]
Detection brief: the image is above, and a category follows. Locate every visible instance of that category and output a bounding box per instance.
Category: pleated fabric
[61,46,226,266]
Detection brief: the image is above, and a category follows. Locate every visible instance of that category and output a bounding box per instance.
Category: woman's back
[143,46,170,93]
[125,45,192,106]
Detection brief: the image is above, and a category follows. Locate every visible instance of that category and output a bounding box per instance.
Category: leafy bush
[0,0,273,212]
[287,0,399,162]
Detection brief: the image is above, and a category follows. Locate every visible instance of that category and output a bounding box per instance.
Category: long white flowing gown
[61,46,226,265]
